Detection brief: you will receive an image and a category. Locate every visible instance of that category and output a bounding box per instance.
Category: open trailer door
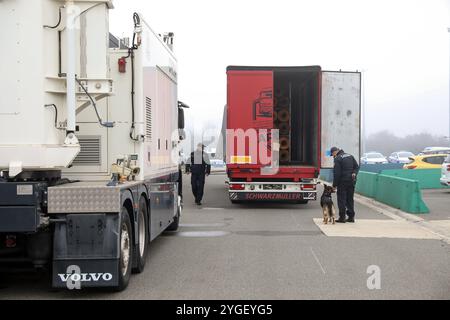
[320,71,361,169]
[226,68,274,166]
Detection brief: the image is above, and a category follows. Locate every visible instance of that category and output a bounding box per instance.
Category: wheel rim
[120,221,130,276]
[138,208,146,257]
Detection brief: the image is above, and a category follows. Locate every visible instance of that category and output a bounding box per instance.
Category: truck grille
[72,136,101,166]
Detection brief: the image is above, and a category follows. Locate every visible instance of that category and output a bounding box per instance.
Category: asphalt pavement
[421,188,450,221]
[0,173,449,299]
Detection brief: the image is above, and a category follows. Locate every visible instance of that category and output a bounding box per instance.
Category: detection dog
[320,184,336,224]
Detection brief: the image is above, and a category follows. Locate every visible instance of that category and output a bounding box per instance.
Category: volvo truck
[0,0,184,291]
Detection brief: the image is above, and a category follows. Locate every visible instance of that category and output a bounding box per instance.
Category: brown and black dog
[320,185,336,224]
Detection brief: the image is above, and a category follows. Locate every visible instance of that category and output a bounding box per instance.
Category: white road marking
[180,223,227,228]
[170,231,230,237]
[310,247,326,274]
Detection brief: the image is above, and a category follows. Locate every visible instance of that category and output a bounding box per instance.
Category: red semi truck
[224,66,361,203]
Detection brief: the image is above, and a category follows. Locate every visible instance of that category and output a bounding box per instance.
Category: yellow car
[403,154,448,169]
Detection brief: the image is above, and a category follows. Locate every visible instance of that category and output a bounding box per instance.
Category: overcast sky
[110,0,450,139]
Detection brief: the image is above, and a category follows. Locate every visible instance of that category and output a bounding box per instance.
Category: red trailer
[225,66,361,203]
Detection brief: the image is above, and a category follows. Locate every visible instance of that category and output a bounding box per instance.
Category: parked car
[361,152,388,164]
[404,154,448,169]
[388,151,415,164]
[440,154,450,187]
[419,147,450,155]
[210,159,226,168]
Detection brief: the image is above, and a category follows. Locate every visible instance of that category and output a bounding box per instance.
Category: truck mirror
[178,108,185,129]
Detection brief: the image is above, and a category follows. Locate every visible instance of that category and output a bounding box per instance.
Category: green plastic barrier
[374,175,429,214]
[360,163,404,173]
[381,169,448,189]
[355,171,379,198]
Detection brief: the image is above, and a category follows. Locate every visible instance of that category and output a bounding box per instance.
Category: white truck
[0,0,184,291]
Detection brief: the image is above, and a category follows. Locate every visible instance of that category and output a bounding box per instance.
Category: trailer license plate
[263,184,282,190]
[304,193,316,200]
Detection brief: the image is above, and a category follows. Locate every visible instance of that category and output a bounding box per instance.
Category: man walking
[186,143,211,205]
[331,146,359,223]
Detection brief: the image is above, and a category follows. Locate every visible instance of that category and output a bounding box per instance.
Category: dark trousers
[191,174,205,203]
[337,183,355,220]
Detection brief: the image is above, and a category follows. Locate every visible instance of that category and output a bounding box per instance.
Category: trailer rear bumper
[227,180,317,201]
[229,191,316,201]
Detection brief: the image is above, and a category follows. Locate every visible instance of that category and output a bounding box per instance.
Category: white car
[420,147,450,155]
[440,154,450,187]
[210,159,225,168]
[388,151,415,164]
[361,152,388,164]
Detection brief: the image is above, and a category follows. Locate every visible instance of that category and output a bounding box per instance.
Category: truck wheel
[132,197,149,274]
[296,200,309,204]
[166,196,181,231]
[231,200,242,204]
[114,207,133,291]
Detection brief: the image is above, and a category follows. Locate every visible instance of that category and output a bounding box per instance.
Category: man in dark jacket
[185,143,211,205]
[331,147,359,223]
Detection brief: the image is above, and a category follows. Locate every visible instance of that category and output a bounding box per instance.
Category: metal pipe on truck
[64,1,78,144]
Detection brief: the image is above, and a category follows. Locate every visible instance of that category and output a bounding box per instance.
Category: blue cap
[330,147,339,154]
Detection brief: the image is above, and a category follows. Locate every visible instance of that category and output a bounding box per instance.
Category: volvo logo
[58,265,113,290]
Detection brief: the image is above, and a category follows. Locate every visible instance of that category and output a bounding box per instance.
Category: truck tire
[114,207,133,291]
[296,200,309,204]
[132,197,149,274]
[166,196,181,231]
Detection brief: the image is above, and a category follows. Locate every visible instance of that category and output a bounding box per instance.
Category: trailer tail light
[301,184,316,190]
[230,184,245,190]
[5,235,16,248]
[118,57,127,73]
[406,165,417,169]
[447,164,450,172]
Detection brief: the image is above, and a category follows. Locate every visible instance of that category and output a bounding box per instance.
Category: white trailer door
[321,71,361,169]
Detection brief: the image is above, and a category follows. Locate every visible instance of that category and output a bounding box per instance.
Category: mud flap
[52,213,121,289]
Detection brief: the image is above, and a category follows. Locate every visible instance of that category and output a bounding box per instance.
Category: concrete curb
[354,193,450,245]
